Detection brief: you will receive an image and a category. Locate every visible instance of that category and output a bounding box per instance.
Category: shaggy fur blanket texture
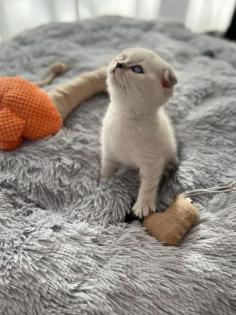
[0,16,236,315]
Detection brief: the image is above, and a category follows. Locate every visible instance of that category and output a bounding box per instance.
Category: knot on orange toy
[0,77,62,150]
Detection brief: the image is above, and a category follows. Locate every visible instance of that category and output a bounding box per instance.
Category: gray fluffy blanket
[0,16,236,315]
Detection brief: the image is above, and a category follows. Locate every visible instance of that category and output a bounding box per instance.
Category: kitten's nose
[116,62,123,69]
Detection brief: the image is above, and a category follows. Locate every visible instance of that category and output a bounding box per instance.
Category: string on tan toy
[183,181,236,197]
[144,181,236,246]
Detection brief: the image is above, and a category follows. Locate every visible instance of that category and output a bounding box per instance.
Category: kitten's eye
[130,65,143,74]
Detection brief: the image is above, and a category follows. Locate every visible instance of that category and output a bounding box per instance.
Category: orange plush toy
[0,77,62,150]
[0,64,107,150]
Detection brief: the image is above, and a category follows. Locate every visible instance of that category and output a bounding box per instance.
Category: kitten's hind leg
[163,156,179,178]
[100,157,119,182]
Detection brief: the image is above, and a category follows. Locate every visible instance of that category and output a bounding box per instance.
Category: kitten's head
[107,47,177,111]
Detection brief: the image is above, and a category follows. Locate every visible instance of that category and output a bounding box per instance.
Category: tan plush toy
[143,194,199,246]
[144,194,199,246]
[144,182,236,246]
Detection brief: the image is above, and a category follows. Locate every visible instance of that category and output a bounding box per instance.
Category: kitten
[101,48,177,218]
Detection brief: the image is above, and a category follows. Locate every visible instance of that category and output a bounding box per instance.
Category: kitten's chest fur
[102,104,176,167]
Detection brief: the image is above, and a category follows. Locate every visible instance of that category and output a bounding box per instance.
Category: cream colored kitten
[101,48,177,218]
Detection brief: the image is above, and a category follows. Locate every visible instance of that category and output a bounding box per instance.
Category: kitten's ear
[162,68,177,88]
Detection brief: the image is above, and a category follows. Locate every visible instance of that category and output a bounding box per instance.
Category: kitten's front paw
[132,200,156,219]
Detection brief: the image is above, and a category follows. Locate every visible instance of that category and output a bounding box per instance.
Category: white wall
[0,0,235,40]
[186,0,235,32]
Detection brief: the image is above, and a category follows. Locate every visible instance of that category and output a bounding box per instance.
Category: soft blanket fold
[0,16,235,315]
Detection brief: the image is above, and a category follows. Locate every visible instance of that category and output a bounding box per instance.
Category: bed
[0,16,235,315]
